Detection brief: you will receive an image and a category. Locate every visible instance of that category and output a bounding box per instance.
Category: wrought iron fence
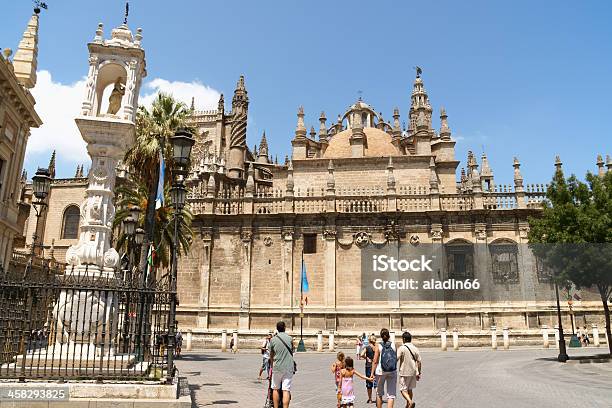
[0,257,175,382]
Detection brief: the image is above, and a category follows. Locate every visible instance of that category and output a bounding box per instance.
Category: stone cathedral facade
[173,72,609,335]
[19,25,610,334]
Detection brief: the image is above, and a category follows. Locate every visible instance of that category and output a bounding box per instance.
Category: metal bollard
[440,328,447,351]
[232,329,238,353]
[328,330,335,352]
[221,329,227,352]
[186,329,193,351]
[491,326,497,350]
[554,325,559,349]
[503,327,509,350]
[452,328,459,350]
[317,330,323,352]
[542,325,549,348]
[592,324,600,347]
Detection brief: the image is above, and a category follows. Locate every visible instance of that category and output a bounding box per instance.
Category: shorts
[271,371,293,391]
[365,366,377,389]
[399,375,417,391]
[376,371,397,399]
[261,357,270,370]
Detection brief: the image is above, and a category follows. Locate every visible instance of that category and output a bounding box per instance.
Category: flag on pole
[155,151,165,209]
[147,243,157,267]
[301,254,309,305]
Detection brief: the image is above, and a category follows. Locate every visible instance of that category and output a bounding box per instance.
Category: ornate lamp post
[121,206,143,354]
[166,128,194,382]
[28,168,51,265]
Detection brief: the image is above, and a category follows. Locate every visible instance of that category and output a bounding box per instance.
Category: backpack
[380,341,397,372]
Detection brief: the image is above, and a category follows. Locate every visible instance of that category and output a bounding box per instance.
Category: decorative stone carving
[409,234,420,246]
[200,228,213,242]
[107,80,125,115]
[263,236,273,246]
[384,223,400,242]
[353,231,371,248]
[323,229,337,240]
[475,227,487,240]
[281,229,294,241]
[240,230,253,242]
[519,226,530,239]
[430,225,443,240]
[103,248,119,268]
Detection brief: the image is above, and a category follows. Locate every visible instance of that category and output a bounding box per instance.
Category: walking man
[259,333,272,380]
[270,321,295,408]
[397,331,421,408]
[371,328,397,408]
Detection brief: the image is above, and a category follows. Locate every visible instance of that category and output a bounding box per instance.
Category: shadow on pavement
[179,353,231,362]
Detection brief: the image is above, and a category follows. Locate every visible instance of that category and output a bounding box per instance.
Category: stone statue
[107,80,125,115]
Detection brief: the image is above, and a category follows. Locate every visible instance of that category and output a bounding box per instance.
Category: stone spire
[554,155,562,171]
[13,8,40,89]
[319,111,328,140]
[429,157,439,193]
[295,106,307,139]
[326,160,335,194]
[74,164,81,178]
[513,157,524,192]
[409,69,432,132]
[190,96,195,111]
[257,132,269,163]
[48,150,56,179]
[467,151,478,179]
[607,155,612,173]
[206,174,216,198]
[245,163,255,197]
[596,154,605,177]
[387,157,396,191]
[286,160,294,195]
[376,112,386,130]
[480,153,493,177]
[309,126,317,140]
[228,76,248,178]
[218,93,225,113]
[439,107,451,140]
[392,107,401,133]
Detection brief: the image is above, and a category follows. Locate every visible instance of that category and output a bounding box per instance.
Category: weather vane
[357,90,363,100]
[415,66,422,78]
[33,1,48,14]
[124,1,129,25]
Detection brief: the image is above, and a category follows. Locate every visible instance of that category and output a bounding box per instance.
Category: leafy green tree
[114,175,193,269]
[123,93,193,272]
[529,162,612,355]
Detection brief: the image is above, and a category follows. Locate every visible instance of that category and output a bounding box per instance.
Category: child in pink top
[339,357,373,407]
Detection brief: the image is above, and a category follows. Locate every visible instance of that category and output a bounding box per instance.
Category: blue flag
[155,151,165,209]
[301,258,309,293]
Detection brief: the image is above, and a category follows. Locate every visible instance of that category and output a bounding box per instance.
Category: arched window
[61,205,80,239]
[445,240,474,279]
[489,239,519,283]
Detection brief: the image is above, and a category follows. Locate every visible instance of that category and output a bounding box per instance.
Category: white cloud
[26,70,88,164]
[140,78,221,110]
[24,72,222,176]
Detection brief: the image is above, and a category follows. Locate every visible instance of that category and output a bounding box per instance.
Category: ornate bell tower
[65,19,146,275]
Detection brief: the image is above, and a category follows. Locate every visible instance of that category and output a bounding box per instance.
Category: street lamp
[166,129,194,383]
[554,281,569,362]
[28,168,51,268]
[121,209,144,354]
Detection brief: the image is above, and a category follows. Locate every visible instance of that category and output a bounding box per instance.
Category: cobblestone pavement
[175,347,612,408]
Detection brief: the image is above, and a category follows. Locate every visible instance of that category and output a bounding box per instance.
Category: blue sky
[3,0,611,184]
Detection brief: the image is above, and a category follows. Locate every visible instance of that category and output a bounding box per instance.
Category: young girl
[339,357,372,407]
[331,352,346,408]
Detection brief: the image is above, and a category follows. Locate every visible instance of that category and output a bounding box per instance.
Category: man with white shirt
[397,331,422,408]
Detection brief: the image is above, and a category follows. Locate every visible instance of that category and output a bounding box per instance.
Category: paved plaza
[176,347,612,408]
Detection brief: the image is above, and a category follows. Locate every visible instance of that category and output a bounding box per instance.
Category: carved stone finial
[596,154,605,177]
[218,93,224,112]
[606,154,612,172]
[554,155,562,171]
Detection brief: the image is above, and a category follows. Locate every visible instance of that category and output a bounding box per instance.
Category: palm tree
[114,176,193,269]
[123,93,193,273]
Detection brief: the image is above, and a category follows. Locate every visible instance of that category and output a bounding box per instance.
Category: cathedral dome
[323,127,398,158]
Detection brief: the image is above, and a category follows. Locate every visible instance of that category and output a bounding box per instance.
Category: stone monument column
[54,21,146,355]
